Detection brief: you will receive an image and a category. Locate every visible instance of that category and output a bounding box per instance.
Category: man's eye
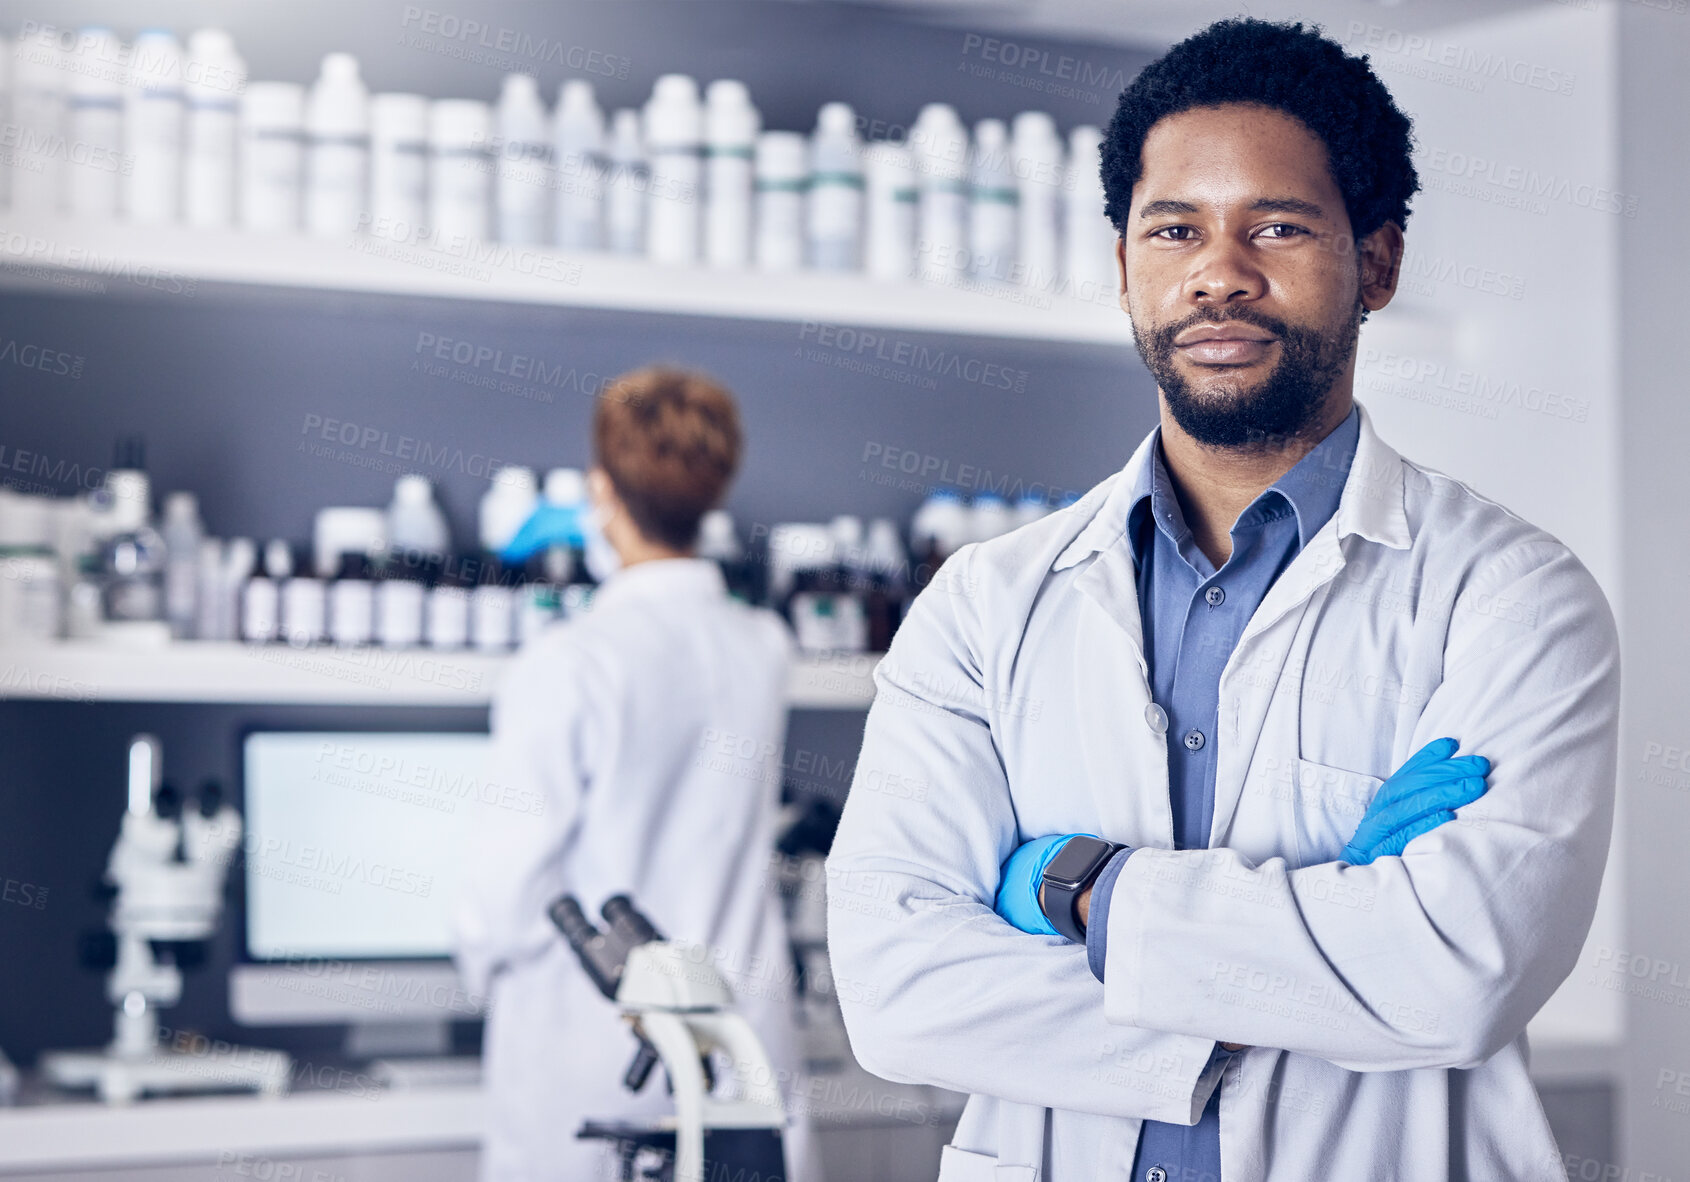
[1260,223,1306,238]
[1150,226,1194,241]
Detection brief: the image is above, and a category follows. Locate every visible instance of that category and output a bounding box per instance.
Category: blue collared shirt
[1083,404,1360,1182]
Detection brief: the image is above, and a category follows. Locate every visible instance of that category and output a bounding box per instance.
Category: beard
[1132,296,1362,451]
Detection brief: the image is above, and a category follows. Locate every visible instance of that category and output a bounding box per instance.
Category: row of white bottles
[3,24,1120,295]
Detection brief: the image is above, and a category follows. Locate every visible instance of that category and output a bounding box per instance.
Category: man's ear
[1358,220,1404,313]
[1114,234,1129,316]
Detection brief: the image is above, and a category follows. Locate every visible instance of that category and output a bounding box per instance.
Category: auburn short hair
[593,365,743,550]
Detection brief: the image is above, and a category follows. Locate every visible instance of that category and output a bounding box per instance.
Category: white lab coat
[827,400,1620,1182]
[455,558,817,1182]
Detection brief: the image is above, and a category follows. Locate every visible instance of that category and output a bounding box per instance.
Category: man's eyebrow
[1137,197,1328,219]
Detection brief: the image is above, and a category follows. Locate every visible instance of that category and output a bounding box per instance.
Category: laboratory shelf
[0,212,1132,345]
[0,641,880,709]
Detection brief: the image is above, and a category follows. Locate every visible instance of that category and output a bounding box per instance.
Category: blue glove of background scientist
[993,736,1492,937]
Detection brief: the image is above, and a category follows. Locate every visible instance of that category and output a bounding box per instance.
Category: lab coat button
[1146,1168,1168,1182]
[1205,585,1225,606]
[1144,703,1168,734]
[1183,728,1205,751]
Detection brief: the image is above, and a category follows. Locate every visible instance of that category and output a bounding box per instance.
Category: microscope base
[41,1043,292,1105]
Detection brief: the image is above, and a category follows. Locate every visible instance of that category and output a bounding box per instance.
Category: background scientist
[454,366,815,1182]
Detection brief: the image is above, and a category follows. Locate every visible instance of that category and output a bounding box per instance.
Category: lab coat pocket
[937,1145,1039,1182]
[1292,757,1384,865]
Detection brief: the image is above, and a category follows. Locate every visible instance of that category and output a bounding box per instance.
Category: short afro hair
[1101,18,1419,244]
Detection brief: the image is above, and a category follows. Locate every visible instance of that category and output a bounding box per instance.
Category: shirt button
[1147,1168,1168,1182]
[1205,585,1225,606]
[1183,728,1205,751]
[1144,703,1168,735]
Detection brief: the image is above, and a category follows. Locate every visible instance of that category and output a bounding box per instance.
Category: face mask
[582,504,622,583]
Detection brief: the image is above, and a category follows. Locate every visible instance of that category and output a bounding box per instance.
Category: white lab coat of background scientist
[454,367,818,1182]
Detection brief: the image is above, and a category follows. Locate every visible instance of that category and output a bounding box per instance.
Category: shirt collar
[589,556,726,612]
[1054,399,1407,574]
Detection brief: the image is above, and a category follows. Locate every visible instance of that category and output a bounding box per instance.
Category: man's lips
[1176,336,1277,364]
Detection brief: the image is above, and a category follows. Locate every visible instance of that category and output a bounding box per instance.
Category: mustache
[1152,308,1293,348]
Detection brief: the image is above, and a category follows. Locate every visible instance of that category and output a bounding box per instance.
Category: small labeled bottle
[643,74,702,265]
[10,25,67,214]
[470,556,515,651]
[969,119,1017,284]
[704,80,759,268]
[241,539,290,642]
[375,556,425,648]
[553,80,605,251]
[281,545,327,645]
[754,132,806,272]
[912,104,969,286]
[1064,125,1116,301]
[603,108,646,255]
[863,142,917,282]
[328,552,374,646]
[495,74,552,246]
[303,52,370,236]
[66,28,125,219]
[1012,111,1063,293]
[430,99,493,247]
[239,82,305,232]
[183,29,246,228]
[124,30,186,223]
[369,92,429,238]
[425,560,471,650]
[807,103,863,271]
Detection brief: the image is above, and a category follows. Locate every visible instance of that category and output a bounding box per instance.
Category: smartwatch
[1040,835,1124,944]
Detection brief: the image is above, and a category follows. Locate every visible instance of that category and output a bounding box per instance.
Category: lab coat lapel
[1071,542,1173,848]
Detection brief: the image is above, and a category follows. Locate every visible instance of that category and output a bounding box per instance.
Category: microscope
[41,735,291,1103]
[550,894,788,1182]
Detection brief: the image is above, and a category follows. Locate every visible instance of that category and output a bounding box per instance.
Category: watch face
[1043,836,1111,891]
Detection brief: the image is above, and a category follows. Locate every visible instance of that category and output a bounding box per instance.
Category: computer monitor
[229,729,536,1053]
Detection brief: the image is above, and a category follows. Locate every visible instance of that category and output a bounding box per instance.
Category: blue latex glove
[500,502,584,565]
[994,833,1096,936]
[1340,736,1491,866]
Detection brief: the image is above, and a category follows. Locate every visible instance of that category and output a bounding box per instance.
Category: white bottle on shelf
[387,474,450,557]
[10,26,67,213]
[183,28,246,228]
[603,108,646,255]
[495,73,551,246]
[376,565,425,648]
[369,92,429,236]
[479,466,538,555]
[912,103,969,286]
[1064,124,1117,301]
[430,99,493,246]
[160,491,202,640]
[124,30,185,223]
[703,79,758,268]
[66,28,125,219]
[863,142,917,281]
[222,536,257,642]
[328,553,374,646]
[241,539,290,642]
[553,79,604,250]
[425,569,470,649]
[194,537,224,639]
[238,82,305,232]
[807,102,862,272]
[471,565,515,651]
[281,550,327,646]
[754,131,806,272]
[304,52,369,236]
[643,74,703,265]
[1012,111,1063,294]
[969,118,1018,284]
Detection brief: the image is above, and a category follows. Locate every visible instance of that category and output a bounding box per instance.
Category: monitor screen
[241,730,533,962]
